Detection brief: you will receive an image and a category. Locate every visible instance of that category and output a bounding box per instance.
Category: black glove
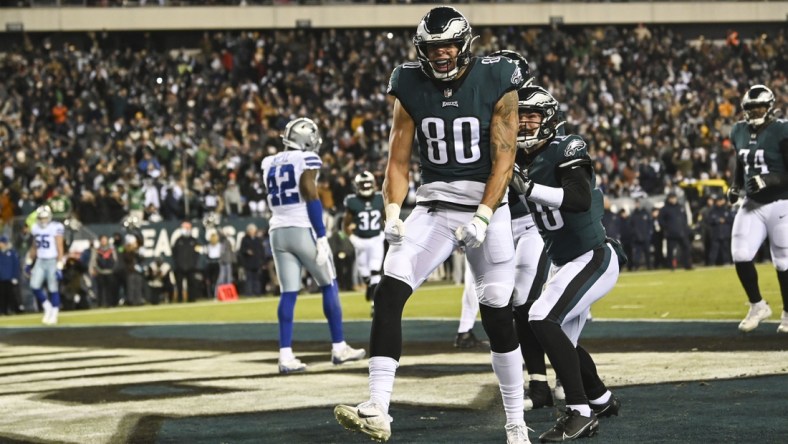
[727,186,740,204]
[746,174,780,195]
[510,164,534,197]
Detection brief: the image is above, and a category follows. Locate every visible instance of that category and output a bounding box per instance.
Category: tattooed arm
[480,89,519,211]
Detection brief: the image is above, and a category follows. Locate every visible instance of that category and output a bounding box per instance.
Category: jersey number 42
[266,164,299,207]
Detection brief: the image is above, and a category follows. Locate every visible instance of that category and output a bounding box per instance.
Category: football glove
[454,205,493,248]
[727,186,741,205]
[55,269,63,281]
[384,203,406,245]
[23,264,32,277]
[384,219,406,245]
[315,236,332,266]
[510,164,534,197]
[746,174,779,195]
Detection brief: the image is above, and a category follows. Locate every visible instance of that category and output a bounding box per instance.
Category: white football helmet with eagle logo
[413,6,474,82]
[517,86,562,152]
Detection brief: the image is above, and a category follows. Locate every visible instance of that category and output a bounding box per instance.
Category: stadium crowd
[0,23,784,310]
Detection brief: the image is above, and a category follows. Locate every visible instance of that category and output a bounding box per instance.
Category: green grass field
[0,263,780,327]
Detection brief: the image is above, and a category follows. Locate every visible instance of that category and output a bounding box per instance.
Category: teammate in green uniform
[512,86,622,442]
[727,84,788,333]
[335,6,530,444]
[343,171,385,314]
[454,49,561,411]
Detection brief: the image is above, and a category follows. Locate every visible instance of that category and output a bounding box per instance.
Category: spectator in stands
[619,208,634,271]
[258,227,275,295]
[88,235,118,307]
[223,174,243,217]
[696,195,716,265]
[204,231,222,298]
[650,206,664,269]
[629,199,653,270]
[0,236,20,315]
[217,226,236,288]
[658,193,693,270]
[171,221,200,302]
[123,236,147,306]
[706,195,734,266]
[0,188,13,229]
[146,255,174,305]
[239,223,264,296]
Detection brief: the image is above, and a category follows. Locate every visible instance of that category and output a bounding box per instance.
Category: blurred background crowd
[0,20,785,312]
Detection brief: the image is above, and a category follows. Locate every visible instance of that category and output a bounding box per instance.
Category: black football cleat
[591,395,620,418]
[525,380,555,411]
[539,409,599,442]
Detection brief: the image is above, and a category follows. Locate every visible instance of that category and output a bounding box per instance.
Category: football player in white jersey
[343,171,385,315]
[25,205,65,325]
[261,117,365,374]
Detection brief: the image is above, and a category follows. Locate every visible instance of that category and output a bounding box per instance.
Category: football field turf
[0,263,786,443]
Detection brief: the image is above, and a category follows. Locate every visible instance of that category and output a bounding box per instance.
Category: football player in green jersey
[343,171,385,314]
[728,84,788,333]
[335,6,530,444]
[512,86,623,442]
[454,49,560,411]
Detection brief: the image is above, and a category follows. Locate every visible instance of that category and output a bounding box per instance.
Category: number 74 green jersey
[731,119,788,204]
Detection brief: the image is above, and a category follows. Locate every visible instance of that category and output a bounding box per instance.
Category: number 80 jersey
[261,150,323,232]
[387,56,523,204]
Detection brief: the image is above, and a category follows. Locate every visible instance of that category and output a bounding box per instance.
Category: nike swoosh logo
[357,411,381,419]
[780,215,786,219]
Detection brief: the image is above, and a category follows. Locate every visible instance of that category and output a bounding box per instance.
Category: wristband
[25,256,33,266]
[385,203,401,222]
[474,204,493,225]
[305,199,326,238]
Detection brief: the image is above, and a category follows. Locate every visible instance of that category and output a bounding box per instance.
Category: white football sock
[279,347,295,361]
[368,356,398,413]
[568,404,592,417]
[589,390,611,405]
[491,347,525,424]
[529,373,548,382]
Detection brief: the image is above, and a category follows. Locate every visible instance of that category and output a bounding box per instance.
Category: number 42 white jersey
[32,221,64,259]
[261,150,323,232]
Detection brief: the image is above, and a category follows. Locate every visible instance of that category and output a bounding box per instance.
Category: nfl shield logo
[444,88,453,98]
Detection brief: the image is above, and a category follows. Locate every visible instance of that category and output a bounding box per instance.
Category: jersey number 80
[421,117,481,165]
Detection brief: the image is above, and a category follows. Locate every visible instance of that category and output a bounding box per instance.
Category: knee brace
[479,302,518,353]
